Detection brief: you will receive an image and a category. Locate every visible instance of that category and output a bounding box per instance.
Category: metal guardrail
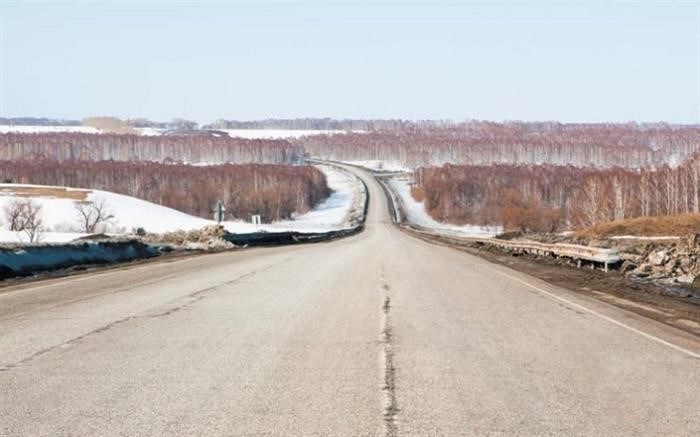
[223,227,361,247]
[470,236,620,264]
[376,177,403,224]
[406,226,620,271]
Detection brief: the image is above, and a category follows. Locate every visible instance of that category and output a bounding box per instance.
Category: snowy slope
[0,165,364,243]
[388,176,501,238]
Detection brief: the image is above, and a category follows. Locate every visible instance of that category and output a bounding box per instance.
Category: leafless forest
[0,133,303,164]
[0,160,329,222]
[413,154,700,232]
[299,122,700,168]
[3,120,700,231]
[294,121,700,231]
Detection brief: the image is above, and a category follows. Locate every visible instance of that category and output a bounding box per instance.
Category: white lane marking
[480,263,700,360]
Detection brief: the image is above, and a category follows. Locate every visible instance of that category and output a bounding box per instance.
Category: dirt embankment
[520,231,700,292]
[576,214,700,238]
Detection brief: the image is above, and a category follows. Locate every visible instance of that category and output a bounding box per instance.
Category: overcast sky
[1,1,698,123]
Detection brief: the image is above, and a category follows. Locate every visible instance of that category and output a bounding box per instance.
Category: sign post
[251,214,261,230]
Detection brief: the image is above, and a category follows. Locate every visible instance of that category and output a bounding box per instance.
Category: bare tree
[21,201,43,243]
[74,198,114,233]
[4,199,25,231]
[4,199,44,242]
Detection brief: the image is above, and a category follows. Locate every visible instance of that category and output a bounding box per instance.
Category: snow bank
[0,240,159,279]
[387,176,501,238]
[0,164,366,241]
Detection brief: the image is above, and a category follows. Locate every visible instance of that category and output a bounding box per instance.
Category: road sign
[212,200,226,223]
[251,214,261,226]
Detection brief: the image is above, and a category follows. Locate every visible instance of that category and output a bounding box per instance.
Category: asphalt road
[1,165,699,436]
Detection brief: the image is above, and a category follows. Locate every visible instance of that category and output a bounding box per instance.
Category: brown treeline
[0,133,303,164]
[299,122,700,169]
[0,160,329,223]
[414,154,700,232]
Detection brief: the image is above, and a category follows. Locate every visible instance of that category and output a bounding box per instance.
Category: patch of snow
[0,164,365,241]
[221,129,359,139]
[0,125,101,134]
[609,235,680,241]
[387,176,501,238]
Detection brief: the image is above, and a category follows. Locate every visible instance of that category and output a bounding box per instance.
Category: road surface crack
[380,283,399,437]
[0,259,292,372]
[0,315,136,372]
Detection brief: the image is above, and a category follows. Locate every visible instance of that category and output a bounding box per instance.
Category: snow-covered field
[133,127,166,136]
[0,165,365,243]
[0,125,101,134]
[343,160,410,172]
[388,176,501,238]
[0,125,358,139]
[221,129,357,139]
[0,125,163,136]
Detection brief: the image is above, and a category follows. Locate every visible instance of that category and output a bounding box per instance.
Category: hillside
[0,165,365,243]
[0,161,330,222]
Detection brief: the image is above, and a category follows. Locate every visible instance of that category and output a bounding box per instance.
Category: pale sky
[1,1,698,123]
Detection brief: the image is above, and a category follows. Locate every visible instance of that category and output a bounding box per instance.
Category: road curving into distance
[1,164,699,436]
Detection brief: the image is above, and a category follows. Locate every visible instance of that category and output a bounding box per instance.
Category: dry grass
[83,116,136,134]
[0,185,89,201]
[410,185,426,202]
[576,214,700,237]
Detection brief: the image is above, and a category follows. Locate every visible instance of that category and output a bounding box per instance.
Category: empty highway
[1,165,699,436]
